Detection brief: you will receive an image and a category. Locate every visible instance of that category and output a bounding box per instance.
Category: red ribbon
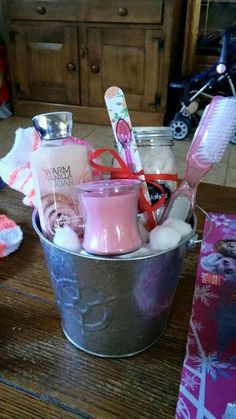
[89,148,178,230]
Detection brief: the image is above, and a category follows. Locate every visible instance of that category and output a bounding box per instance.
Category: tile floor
[0,115,236,187]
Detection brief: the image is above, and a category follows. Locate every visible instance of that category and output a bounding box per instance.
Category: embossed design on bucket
[55,277,112,333]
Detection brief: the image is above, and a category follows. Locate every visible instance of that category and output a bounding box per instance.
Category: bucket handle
[188,205,212,249]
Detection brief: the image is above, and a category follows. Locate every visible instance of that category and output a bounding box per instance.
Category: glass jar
[77,179,142,255]
[133,127,177,222]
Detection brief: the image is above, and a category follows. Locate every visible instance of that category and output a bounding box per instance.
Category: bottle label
[43,165,74,188]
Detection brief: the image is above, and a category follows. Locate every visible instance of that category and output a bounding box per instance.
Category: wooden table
[0,183,235,418]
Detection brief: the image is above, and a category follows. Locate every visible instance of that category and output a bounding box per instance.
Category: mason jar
[132,127,177,222]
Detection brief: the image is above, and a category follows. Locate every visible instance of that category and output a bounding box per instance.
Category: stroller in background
[169,25,236,143]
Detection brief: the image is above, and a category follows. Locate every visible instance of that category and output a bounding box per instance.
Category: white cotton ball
[163,218,192,238]
[138,221,149,243]
[53,226,81,252]
[149,225,181,252]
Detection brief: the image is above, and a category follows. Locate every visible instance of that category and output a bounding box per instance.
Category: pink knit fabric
[0,214,23,257]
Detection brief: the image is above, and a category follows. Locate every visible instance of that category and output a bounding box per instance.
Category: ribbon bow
[89,148,178,230]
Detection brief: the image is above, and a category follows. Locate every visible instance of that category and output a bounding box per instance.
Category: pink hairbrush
[161,96,236,223]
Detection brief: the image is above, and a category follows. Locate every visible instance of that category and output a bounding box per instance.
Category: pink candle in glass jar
[77,179,142,255]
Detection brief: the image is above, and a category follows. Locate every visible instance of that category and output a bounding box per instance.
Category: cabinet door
[82,27,162,112]
[10,24,80,104]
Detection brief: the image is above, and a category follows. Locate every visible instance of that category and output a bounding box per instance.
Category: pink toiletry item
[62,137,102,180]
[0,128,102,208]
[77,179,142,255]
[161,96,236,223]
[0,215,23,257]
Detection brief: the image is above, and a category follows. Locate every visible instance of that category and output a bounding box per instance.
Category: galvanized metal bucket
[32,210,197,358]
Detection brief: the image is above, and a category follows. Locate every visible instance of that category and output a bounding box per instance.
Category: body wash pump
[30,112,91,239]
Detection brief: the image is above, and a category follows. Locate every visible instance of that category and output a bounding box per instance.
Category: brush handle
[161,160,212,223]
[184,160,212,189]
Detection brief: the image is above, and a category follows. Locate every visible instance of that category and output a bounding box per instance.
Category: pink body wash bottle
[30,112,91,239]
[77,179,142,255]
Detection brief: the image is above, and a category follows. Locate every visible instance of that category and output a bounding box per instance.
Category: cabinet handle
[90,63,100,74]
[66,62,76,72]
[118,7,128,16]
[36,5,46,15]
[80,46,88,58]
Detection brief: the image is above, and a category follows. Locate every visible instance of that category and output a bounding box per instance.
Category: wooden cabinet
[3,0,185,125]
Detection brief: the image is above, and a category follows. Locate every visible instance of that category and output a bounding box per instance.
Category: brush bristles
[194,97,236,164]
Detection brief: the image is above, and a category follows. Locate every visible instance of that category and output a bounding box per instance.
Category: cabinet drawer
[6,0,163,24]
[6,1,83,22]
[85,0,163,24]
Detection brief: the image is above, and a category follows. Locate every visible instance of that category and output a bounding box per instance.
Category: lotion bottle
[30,112,91,239]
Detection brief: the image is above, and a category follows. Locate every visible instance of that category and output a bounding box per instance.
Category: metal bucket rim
[32,209,197,262]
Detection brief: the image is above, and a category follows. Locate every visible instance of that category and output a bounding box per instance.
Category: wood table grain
[0,183,235,418]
